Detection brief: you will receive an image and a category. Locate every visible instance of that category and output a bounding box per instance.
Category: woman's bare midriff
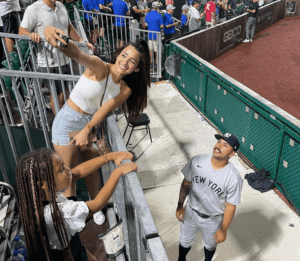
[67,99,92,115]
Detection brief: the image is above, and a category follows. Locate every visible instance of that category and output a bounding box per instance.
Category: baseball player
[176,133,243,261]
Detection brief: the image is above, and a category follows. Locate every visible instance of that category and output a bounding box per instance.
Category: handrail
[105,115,169,260]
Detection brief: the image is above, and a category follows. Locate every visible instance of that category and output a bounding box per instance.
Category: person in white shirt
[19,0,93,116]
[0,0,21,53]
[188,0,201,32]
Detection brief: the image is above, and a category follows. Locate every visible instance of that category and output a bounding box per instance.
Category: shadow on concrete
[226,208,284,260]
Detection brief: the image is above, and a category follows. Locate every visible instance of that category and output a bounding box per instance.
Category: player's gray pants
[245,17,257,40]
[179,204,223,251]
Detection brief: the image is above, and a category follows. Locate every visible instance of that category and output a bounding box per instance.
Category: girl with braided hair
[44,26,150,226]
[16,148,137,261]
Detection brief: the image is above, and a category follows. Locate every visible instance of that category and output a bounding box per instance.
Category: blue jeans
[52,103,93,146]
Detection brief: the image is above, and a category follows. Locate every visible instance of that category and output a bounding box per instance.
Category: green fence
[164,41,300,214]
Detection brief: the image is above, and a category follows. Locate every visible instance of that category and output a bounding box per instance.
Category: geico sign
[223,25,242,42]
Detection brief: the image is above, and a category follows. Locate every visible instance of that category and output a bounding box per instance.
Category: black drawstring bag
[244,168,275,193]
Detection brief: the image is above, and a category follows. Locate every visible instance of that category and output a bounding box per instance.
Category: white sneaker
[93,210,105,225]
[243,39,250,43]
[250,39,253,42]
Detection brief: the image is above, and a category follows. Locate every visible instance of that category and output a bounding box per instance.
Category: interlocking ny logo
[224,133,231,138]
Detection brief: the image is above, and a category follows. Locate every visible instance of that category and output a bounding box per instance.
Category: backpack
[244,168,275,193]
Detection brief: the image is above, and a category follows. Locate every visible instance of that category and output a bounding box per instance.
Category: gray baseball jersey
[181,154,243,216]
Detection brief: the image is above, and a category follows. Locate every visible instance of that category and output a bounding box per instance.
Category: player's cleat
[250,39,253,42]
[243,39,250,43]
[93,210,105,225]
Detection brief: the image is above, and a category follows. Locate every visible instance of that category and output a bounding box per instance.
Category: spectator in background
[203,0,216,28]
[215,0,220,24]
[165,0,173,5]
[163,4,179,42]
[99,0,113,14]
[137,0,150,29]
[19,0,93,116]
[218,0,228,23]
[147,0,154,9]
[99,0,113,42]
[187,0,194,6]
[188,1,201,32]
[112,0,130,47]
[228,0,236,12]
[82,0,101,46]
[243,0,259,42]
[145,1,163,68]
[159,0,166,9]
[181,5,190,36]
[0,0,21,53]
[128,0,148,30]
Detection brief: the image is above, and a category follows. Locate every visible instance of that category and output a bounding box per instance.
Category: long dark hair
[16,148,74,261]
[110,38,151,121]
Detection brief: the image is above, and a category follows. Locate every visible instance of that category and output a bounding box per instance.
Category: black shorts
[2,12,20,35]
[115,26,127,41]
[38,64,71,95]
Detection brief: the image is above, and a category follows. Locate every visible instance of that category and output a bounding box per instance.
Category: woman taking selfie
[44,26,150,225]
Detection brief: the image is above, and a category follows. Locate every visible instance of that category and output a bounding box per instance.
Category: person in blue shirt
[215,0,220,24]
[163,4,179,43]
[181,5,190,36]
[112,0,130,47]
[99,0,113,42]
[82,0,100,46]
[145,1,163,67]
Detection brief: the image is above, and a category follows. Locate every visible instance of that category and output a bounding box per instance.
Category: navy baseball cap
[215,133,240,151]
[193,0,200,4]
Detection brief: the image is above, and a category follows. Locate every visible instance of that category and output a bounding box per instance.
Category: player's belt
[192,208,223,219]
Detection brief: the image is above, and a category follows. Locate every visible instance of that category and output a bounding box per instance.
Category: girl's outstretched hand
[117,162,138,176]
[112,151,134,166]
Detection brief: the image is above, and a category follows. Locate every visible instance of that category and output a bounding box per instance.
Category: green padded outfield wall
[164,40,300,214]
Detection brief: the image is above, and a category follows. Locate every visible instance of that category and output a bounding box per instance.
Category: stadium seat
[75,1,83,10]
[14,39,29,59]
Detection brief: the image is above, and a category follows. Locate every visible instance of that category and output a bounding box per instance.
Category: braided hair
[16,148,74,261]
[110,38,151,121]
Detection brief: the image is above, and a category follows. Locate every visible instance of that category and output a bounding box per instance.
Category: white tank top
[70,74,121,114]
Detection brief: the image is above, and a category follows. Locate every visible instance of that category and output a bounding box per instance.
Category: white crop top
[70,74,121,114]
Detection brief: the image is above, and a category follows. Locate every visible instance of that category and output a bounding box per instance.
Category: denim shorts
[52,103,93,146]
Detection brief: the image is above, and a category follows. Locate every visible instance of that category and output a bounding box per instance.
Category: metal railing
[0,32,87,118]
[0,182,21,261]
[77,8,133,58]
[0,69,80,151]
[103,114,168,261]
[74,7,162,78]
[0,69,168,260]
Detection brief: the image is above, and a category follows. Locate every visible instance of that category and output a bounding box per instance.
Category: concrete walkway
[116,82,300,261]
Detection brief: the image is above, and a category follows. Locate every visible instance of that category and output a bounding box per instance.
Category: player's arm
[213,202,236,244]
[176,178,192,222]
